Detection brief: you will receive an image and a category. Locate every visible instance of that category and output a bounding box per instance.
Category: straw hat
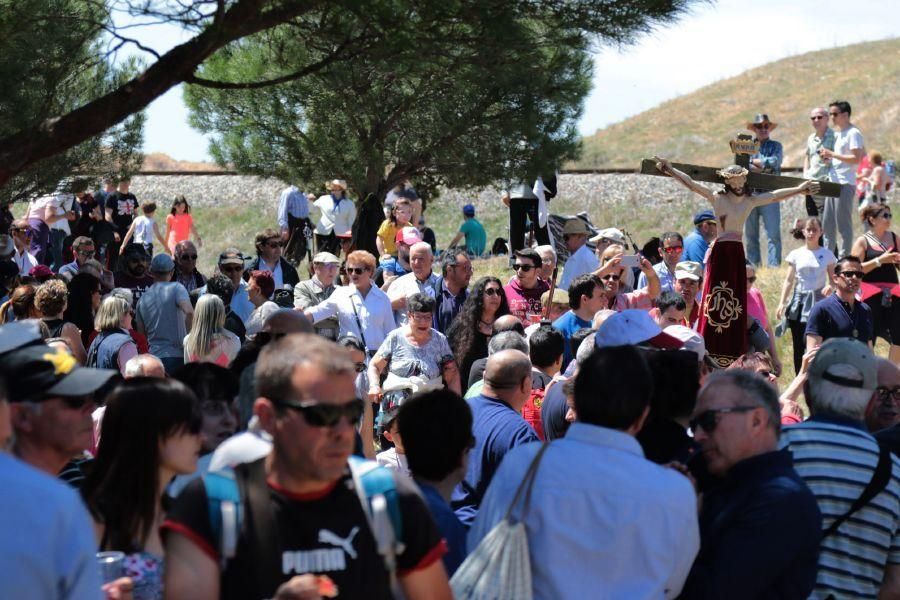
[325,179,348,192]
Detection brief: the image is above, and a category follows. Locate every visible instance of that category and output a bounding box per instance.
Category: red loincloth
[698,238,747,367]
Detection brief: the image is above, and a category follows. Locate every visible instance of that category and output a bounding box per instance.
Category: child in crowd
[165,195,202,254]
[375,407,409,475]
[121,201,166,256]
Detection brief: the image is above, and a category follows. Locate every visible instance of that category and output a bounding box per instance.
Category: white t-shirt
[559,243,600,290]
[132,215,155,244]
[786,246,836,292]
[49,194,75,234]
[829,126,864,185]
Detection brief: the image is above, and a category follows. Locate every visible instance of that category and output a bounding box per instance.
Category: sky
[128,0,898,162]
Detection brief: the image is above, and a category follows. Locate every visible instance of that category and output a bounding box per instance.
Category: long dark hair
[82,378,201,552]
[447,276,509,374]
[64,273,100,347]
[170,194,191,215]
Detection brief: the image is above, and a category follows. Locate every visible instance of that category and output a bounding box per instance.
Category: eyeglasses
[354,362,366,373]
[663,246,683,254]
[60,395,93,410]
[11,228,31,236]
[273,398,365,427]
[220,265,243,273]
[513,264,535,272]
[409,312,432,322]
[838,271,864,279]
[601,274,620,282]
[483,287,502,297]
[266,241,285,249]
[810,115,826,120]
[347,266,368,275]
[689,406,757,433]
[179,254,198,260]
[877,386,900,403]
[880,212,893,220]
[76,250,95,258]
[754,124,770,130]
[747,276,757,283]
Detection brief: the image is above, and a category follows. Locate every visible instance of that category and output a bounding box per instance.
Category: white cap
[595,310,683,350]
[664,325,706,359]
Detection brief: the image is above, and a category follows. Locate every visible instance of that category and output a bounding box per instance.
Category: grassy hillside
[576,37,900,168]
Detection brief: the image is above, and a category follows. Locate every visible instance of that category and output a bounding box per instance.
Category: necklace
[839,297,859,339]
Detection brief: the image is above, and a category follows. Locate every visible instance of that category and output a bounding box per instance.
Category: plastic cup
[96,551,125,584]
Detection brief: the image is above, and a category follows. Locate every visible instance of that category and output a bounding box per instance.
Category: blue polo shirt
[552,310,592,369]
[433,276,468,334]
[805,294,873,345]
[451,393,539,526]
[682,230,709,265]
[416,480,468,575]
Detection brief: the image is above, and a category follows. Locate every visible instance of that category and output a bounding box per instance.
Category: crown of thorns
[717,165,749,179]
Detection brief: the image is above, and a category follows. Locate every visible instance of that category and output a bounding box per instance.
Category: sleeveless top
[863,232,898,284]
[86,329,133,369]
[42,318,67,338]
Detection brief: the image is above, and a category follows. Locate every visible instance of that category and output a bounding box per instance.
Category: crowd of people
[1,101,900,600]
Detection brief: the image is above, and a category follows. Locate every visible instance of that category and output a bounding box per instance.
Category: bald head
[484,349,531,390]
[265,309,313,336]
[124,354,166,378]
[410,242,434,279]
[492,314,525,335]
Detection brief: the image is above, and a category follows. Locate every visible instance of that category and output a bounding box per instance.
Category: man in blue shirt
[806,255,873,349]
[433,250,471,334]
[744,113,785,266]
[398,389,474,576]
[452,349,539,526]
[681,369,822,598]
[553,274,605,369]
[682,210,717,266]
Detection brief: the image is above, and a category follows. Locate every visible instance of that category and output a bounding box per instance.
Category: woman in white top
[183,294,241,367]
[776,217,836,373]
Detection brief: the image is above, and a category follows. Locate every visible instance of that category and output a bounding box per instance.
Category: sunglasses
[179,254,198,260]
[747,276,756,283]
[877,386,900,403]
[220,265,243,273]
[354,362,366,373]
[689,406,757,434]
[663,246,683,254]
[266,241,285,249]
[810,115,826,120]
[483,287,502,297]
[513,264,535,272]
[60,395,93,410]
[11,228,31,236]
[273,398,365,427]
[347,267,368,275]
[76,250,95,258]
[880,212,893,219]
[601,274,620,282]
[754,124,770,130]
[838,270,864,279]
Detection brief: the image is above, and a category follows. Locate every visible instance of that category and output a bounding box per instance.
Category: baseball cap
[313,252,341,265]
[808,337,877,391]
[589,228,626,245]
[150,254,175,273]
[674,261,703,281]
[121,243,151,259]
[541,288,569,306]
[562,219,590,236]
[693,210,717,226]
[595,310,684,350]
[218,248,245,266]
[463,204,476,217]
[395,226,422,246]
[0,321,42,356]
[664,325,706,358]
[0,344,116,402]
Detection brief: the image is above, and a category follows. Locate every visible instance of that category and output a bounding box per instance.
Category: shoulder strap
[203,468,242,568]
[349,293,368,350]
[823,443,893,539]
[240,460,283,595]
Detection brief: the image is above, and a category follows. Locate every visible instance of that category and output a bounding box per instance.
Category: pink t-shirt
[746,286,769,330]
[166,213,193,253]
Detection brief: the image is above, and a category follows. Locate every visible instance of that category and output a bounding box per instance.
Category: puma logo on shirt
[281,527,360,575]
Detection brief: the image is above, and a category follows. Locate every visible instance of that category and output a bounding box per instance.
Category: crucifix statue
[639,136,841,367]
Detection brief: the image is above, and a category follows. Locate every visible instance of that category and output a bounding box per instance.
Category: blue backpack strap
[348,456,404,546]
[202,468,242,567]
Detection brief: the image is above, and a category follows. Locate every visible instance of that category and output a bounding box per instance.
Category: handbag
[450,443,549,600]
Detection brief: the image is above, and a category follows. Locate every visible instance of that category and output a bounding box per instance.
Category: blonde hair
[185,294,226,359]
[95,296,130,332]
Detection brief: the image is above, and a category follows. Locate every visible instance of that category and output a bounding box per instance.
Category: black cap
[0,344,116,402]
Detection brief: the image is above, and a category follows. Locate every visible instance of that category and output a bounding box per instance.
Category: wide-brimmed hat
[562,219,590,236]
[326,179,348,192]
[717,165,749,179]
[747,113,778,131]
[0,343,116,402]
[589,228,626,245]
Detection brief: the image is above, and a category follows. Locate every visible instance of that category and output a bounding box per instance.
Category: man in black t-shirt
[104,177,137,263]
[163,334,451,600]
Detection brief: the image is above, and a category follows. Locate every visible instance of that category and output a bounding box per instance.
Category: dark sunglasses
[810,115,826,120]
[273,398,365,427]
[601,274,620,282]
[483,287,502,297]
[60,395,93,410]
[747,276,756,283]
[880,212,893,219]
[689,406,757,434]
[754,124,770,130]
[11,228,31,236]
[347,267,368,275]
[838,270,864,279]
[663,246,683,254]
[266,241,285,248]
[220,265,243,272]
[877,386,900,402]
[179,254,198,260]
[513,264,535,272]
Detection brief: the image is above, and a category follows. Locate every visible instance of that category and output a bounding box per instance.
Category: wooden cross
[639,133,842,197]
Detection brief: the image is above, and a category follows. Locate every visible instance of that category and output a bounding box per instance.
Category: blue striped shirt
[277,185,309,228]
[780,416,900,599]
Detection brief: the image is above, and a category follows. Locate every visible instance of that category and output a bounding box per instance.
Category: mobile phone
[620,254,640,268]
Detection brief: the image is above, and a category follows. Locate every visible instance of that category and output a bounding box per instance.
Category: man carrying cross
[652,157,819,367]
